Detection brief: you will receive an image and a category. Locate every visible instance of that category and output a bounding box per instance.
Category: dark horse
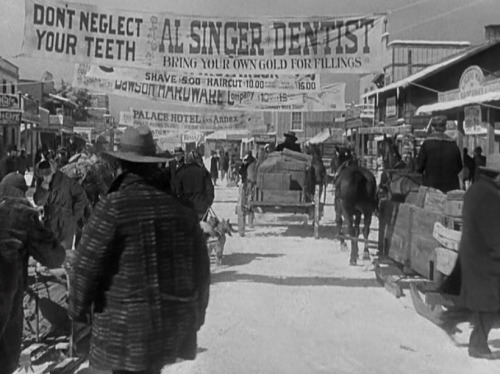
[334,154,378,266]
[378,135,420,201]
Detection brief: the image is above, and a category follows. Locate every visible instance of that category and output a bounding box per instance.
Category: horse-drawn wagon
[236,148,324,238]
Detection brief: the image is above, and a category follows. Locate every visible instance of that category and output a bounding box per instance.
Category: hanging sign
[75,64,320,93]
[23,0,386,74]
[463,105,486,135]
[74,65,346,111]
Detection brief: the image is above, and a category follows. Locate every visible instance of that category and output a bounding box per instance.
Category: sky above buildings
[1,0,500,115]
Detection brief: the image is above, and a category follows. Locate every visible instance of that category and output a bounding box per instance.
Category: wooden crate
[379,200,412,266]
[408,205,444,280]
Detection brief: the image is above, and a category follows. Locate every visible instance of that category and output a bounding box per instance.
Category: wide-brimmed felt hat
[105,126,167,163]
[174,146,185,154]
[284,131,298,141]
[479,153,500,174]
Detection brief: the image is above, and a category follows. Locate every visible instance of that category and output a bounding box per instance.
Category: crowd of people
[1,118,499,372]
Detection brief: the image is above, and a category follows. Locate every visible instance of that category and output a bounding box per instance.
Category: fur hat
[105,126,167,163]
[0,172,27,198]
[37,160,57,177]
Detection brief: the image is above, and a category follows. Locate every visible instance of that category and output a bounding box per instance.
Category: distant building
[0,57,20,150]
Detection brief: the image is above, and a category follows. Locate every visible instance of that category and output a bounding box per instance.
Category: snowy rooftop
[387,40,471,47]
[362,39,500,99]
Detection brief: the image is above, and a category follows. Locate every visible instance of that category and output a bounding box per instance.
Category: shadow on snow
[211,271,380,288]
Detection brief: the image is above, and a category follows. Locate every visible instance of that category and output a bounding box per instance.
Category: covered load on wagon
[255,148,313,195]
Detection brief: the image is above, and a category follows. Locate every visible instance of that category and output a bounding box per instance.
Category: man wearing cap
[416,115,462,193]
[473,146,486,182]
[0,172,65,374]
[69,126,210,374]
[33,159,88,250]
[276,131,301,153]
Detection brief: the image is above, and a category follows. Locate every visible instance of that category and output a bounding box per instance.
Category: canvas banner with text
[23,0,386,74]
[75,65,346,111]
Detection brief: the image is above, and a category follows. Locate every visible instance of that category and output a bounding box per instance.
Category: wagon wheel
[237,183,246,237]
[313,185,320,239]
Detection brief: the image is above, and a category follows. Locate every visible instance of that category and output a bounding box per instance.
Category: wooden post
[237,183,246,237]
[487,107,495,155]
[314,185,320,239]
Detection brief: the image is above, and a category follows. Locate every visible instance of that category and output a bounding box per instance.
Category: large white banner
[120,109,264,133]
[75,65,346,111]
[23,0,386,73]
[76,64,320,93]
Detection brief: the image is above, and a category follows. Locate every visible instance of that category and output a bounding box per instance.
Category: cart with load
[236,148,324,238]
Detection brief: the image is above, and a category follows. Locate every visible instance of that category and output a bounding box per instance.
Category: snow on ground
[67,176,499,374]
[160,183,499,374]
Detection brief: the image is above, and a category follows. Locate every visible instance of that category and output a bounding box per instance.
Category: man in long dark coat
[165,146,185,195]
[416,115,462,193]
[176,151,215,220]
[449,157,500,359]
[69,126,210,374]
[0,173,65,374]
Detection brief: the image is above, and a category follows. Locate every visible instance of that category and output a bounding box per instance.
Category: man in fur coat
[0,172,65,374]
[69,126,210,374]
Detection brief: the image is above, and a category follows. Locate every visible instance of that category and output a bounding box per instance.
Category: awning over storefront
[416,91,500,115]
[358,124,412,135]
[306,129,345,145]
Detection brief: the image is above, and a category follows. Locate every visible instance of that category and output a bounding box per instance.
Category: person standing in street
[221,152,230,183]
[210,151,219,186]
[0,172,65,374]
[166,146,185,195]
[416,115,462,193]
[473,146,486,182]
[176,150,215,220]
[462,147,475,189]
[69,126,210,374]
[442,156,500,359]
[33,159,88,250]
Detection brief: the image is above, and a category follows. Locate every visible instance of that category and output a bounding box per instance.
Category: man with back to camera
[416,115,462,193]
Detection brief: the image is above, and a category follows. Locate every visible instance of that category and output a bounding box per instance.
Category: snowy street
[154,185,500,374]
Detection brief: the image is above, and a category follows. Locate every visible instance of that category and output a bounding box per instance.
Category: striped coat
[69,173,210,371]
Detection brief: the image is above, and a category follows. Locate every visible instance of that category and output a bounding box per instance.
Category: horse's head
[379,135,406,170]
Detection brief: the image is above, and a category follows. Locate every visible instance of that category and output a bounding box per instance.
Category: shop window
[2,80,6,94]
[291,112,303,131]
[11,84,15,94]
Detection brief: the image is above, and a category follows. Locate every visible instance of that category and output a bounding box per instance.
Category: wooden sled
[409,282,470,337]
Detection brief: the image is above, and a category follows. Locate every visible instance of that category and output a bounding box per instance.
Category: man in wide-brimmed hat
[276,130,301,153]
[416,115,462,193]
[0,172,65,374]
[69,126,210,374]
[33,159,88,250]
[440,154,500,359]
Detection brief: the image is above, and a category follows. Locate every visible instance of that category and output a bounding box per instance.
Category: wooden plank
[435,247,459,276]
[386,202,412,266]
[261,190,303,204]
[409,206,444,279]
[433,222,461,251]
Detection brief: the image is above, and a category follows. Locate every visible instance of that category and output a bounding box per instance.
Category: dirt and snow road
[159,184,499,374]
